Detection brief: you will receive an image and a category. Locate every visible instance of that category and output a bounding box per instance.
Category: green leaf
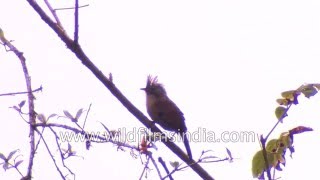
[276,98,289,106]
[252,150,278,178]
[300,85,318,98]
[266,139,278,152]
[275,106,287,121]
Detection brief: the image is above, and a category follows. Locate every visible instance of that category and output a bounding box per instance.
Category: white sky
[1,0,320,179]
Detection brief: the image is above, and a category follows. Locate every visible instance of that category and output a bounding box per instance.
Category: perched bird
[141,75,192,159]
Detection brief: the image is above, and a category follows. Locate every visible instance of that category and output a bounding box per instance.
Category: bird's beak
[140,88,146,91]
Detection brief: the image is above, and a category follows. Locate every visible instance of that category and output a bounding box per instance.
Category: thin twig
[139,156,150,180]
[54,4,89,11]
[49,127,75,180]
[0,86,42,96]
[44,0,63,29]
[82,103,92,129]
[149,153,162,180]
[261,103,292,180]
[34,128,66,180]
[74,0,79,43]
[158,157,173,180]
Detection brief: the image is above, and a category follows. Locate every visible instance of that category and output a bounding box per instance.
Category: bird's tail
[181,132,192,160]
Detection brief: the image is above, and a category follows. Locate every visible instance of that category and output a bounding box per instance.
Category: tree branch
[25,1,214,179]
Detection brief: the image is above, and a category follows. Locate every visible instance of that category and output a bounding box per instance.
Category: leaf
[289,126,313,135]
[63,110,77,122]
[15,160,23,167]
[252,150,276,178]
[169,161,180,169]
[0,153,6,160]
[300,85,318,98]
[276,98,289,106]
[75,108,83,120]
[18,100,26,108]
[10,106,21,113]
[37,114,46,123]
[7,149,19,161]
[226,147,233,160]
[275,106,287,121]
[63,110,73,119]
[47,113,57,122]
[266,139,278,152]
[281,90,299,104]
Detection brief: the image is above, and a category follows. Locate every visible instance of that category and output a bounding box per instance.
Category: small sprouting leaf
[63,110,73,119]
[275,106,287,121]
[0,153,6,160]
[276,98,289,106]
[75,108,83,120]
[47,114,57,122]
[226,147,233,161]
[7,149,19,161]
[11,106,21,113]
[169,161,180,169]
[18,100,26,108]
[300,85,318,98]
[15,160,23,167]
[289,126,313,135]
[63,110,77,122]
[37,114,46,123]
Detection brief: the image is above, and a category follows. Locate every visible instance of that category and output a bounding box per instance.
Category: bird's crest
[144,75,166,95]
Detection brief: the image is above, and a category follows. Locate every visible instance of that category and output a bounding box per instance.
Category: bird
[141,75,192,159]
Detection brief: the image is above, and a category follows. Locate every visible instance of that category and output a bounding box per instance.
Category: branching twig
[158,157,173,180]
[2,29,37,179]
[149,153,162,180]
[260,103,292,180]
[34,128,66,180]
[49,127,75,179]
[44,0,63,29]
[139,155,151,180]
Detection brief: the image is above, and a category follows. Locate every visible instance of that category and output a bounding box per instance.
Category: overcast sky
[1,1,320,179]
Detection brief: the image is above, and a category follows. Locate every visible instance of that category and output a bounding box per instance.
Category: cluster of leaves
[0,150,23,172]
[252,126,312,178]
[275,84,320,121]
[252,84,318,179]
